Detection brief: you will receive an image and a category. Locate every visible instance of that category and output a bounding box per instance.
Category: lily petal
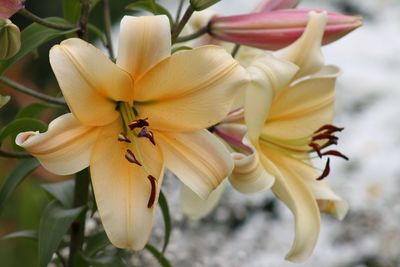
[274,11,327,78]
[15,113,100,175]
[157,129,233,199]
[180,181,227,220]
[117,15,171,80]
[50,39,133,126]
[90,120,164,250]
[264,65,339,140]
[135,46,248,132]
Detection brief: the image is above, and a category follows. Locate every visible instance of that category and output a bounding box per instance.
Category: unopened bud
[254,0,299,13]
[0,19,21,60]
[0,0,24,19]
[190,0,220,11]
[209,9,362,50]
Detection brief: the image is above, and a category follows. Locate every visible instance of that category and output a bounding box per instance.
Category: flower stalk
[18,8,77,31]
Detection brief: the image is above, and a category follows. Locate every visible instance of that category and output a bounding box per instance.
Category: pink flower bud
[254,0,299,12]
[0,0,24,19]
[209,9,362,50]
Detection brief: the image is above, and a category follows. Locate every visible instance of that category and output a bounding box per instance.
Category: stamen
[147,175,157,208]
[128,118,149,130]
[309,142,322,158]
[321,150,349,160]
[118,132,131,143]
[316,158,330,180]
[314,124,344,134]
[137,127,155,145]
[312,133,338,142]
[125,149,142,166]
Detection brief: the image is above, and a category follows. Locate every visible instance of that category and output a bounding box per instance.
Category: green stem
[78,0,91,40]
[67,169,90,267]
[102,0,115,60]
[231,44,241,58]
[171,5,195,44]
[0,149,31,158]
[18,8,77,30]
[0,76,68,107]
[175,0,185,23]
[175,25,208,43]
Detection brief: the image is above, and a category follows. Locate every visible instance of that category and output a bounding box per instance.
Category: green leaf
[0,158,40,213]
[0,18,78,75]
[62,0,80,23]
[126,1,173,24]
[41,180,75,208]
[0,95,10,108]
[85,231,111,256]
[15,102,62,120]
[171,46,193,54]
[158,191,171,253]
[0,118,47,147]
[1,230,38,241]
[145,244,173,267]
[38,200,85,267]
[77,252,127,267]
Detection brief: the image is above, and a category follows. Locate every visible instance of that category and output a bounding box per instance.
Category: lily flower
[16,15,248,250]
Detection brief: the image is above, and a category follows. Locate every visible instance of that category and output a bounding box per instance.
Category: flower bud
[209,9,362,50]
[0,0,24,19]
[254,0,299,12]
[190,0,220,11]
[0,19,21,59]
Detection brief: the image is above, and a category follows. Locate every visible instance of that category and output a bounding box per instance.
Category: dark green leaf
[0,95,10,108]
[85,231,111,256]
[0,18,78,74]
[171,46,193,54]
[158,191,171,253]
[62,0,80,23]
[41,180,75,208]
[1,230,38,241]
[0,158,40,213]
[145,244,173,267]
[39,200,85,267]
[126,1,173,24]
[15,102,62,120]
[77,252,127,267]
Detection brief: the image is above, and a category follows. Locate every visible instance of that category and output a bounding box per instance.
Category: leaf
[0,118,47,148]
[0,95,10,108]
[15,102,62,120]
[38,200,85,267]
[76,252,127,267]
[126,1,173,24]
[0,158,40,213]
[85,231,111,257]
[1,230,38,241]
[171,46,193,54]
[158,191,171,253]
[41,180,75,208]
[62,0,80,23]
[145,244,173,267]
[0,18,78,75]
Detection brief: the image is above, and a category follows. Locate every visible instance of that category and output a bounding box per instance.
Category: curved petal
[15,113,100,175]
[274,11,327,78]
[50,39,133,126]
[117,15,171,80]
[245,53,298,141]
[157,129,233,199]
[180,181,226,220]
[90,120,164,250]
[134,46,249,132]
[260,149,320,262]
[263,66,339,140]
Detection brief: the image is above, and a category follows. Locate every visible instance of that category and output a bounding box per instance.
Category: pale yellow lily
[15,15,249,250]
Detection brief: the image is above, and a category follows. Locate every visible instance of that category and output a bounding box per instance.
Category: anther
[128,118,149,130]
[147,175,157,208]
[125,149,142,166]
[312,133,338,142]
[118,132,131,143]
[314,124,344,134]
[316,158,330,181]
[309,142,322,158]
[137,127,155,145]
[321,150,349,161]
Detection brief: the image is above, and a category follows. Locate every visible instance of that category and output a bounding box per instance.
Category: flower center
[259,124,348,180]
[118,102,157,208]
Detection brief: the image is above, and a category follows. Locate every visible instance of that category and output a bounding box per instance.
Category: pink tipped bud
[0,0,24,19]
[209,9,362,50]
[254,0,299,13]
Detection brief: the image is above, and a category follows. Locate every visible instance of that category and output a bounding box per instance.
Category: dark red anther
[118,132,131,143]
[314,124,344,134]
[125,149,142,166]
[147,175,157,208]
[128,118,149,130]
[309,142,322,158]
[137,127,155,145]
[312,133,338,142]
[316,158,330,181]
[321,150,349,160]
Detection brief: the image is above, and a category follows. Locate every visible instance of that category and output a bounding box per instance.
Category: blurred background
[1,0,400,266]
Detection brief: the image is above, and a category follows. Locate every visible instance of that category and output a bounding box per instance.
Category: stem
[56,250,67,267]
[0,76,68,107]
[67,169,90,267]
[78,0,91,40]
[231,44,241,58]
[171,5,195,44]
[102,0,115,60]
[175,0,185,23]
[18,8,77,31]
[0,149,31,158]
[175,25,208,43]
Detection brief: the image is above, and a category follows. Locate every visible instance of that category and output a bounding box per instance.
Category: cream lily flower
[15,15,248,250]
